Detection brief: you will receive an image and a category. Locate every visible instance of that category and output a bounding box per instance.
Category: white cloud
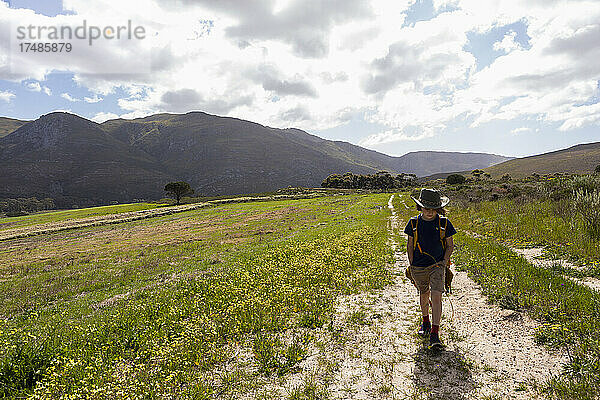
[359,128,433,146]
[84,95,103,103]
[61,93,80,102]
[25,82,42,92]
[24,81,52,95]
[510,127,531,135]
[1,0,599,144]
[493,30,521,53]
[0,90,15,102]
[91,111,119,122]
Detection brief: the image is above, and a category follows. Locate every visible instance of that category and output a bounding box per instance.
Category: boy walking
[404,188,456,348]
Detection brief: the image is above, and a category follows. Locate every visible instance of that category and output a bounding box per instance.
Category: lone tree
[164,181,194,205]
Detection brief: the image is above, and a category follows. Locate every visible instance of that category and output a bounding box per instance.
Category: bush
[572,188,600,239]
[4,211,28,217]
[446,174,466,185]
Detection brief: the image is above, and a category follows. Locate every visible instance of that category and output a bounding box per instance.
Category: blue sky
[1,0,599,158]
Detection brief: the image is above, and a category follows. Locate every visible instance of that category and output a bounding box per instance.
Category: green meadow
[0,193,394,398]
[1,180,599,399]
[0,203,166,232]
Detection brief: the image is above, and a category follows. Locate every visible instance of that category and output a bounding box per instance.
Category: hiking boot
[418,321,431,336]
[429,332,444,348]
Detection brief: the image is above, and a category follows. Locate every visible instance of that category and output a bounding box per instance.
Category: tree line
[321,171,417,189]
[0,197,55,216]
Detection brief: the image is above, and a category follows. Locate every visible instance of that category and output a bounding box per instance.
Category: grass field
[447,185,600,398]
[2,184,599,399]
[0,193,394,398]
[0,203,167,232]
[450,198,600,277]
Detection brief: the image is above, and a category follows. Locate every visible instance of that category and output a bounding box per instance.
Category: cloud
[157,88,253,114]
[279,105,311,122]
[61,93,80,102]
[249,65,317,97]
[91,111,119,123]
[178,0,374,58]
[26,82,42,92]
[201,95,254,115]
[0,90,15,102]
[361,12,475,97]
[493,30,521,53]
[25,81,53,95]
[1,0,599,146]
[160,88,202,112]
[84,94,103,103]
[319,71,349,83]
[544,22,600,58]
[510,127,531,135]
[359,128,432,146]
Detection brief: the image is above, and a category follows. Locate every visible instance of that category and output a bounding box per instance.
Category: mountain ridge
[1,111,514,206]
[484,141,600,178]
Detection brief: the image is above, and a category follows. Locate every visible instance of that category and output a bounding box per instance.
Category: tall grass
[452,233,600,399]
[572,189,600,240]
[450,198,600,269]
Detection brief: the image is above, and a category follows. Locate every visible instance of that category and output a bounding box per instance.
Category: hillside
[0,117,28,138]
[101,112,382,196]
[0,111,511,205]
[0,112,173,207]
[485,142,600,178]
[389,151,511,177]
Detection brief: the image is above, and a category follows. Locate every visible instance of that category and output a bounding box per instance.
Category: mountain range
[1,111,512,207]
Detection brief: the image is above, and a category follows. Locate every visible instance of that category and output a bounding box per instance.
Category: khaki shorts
[408,263,446,294]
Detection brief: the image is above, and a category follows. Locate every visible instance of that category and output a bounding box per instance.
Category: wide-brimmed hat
[411,188,449,209]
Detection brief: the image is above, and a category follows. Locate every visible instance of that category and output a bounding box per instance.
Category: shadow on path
[411,344,477,399]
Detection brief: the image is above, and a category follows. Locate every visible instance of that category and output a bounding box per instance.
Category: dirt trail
[464,230,600,292]
[319,195,567,399]
[512,247,600,291]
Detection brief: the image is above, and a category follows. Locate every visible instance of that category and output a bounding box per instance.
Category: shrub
[572,188,600,239]
[446,174,466,185]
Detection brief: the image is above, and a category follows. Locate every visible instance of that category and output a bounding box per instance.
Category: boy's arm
[443,236,454,265]
[407,236,414,265]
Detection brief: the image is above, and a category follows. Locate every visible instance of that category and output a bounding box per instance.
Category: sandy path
[446,270,567,398]
[320,195,567,399]
[242,196,567,399]
[512,247,600,291]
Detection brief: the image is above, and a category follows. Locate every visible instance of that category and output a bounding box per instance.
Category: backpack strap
[439,216,448,250]
[410,216,419,252]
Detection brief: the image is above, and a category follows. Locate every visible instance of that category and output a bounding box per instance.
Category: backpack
[405,215,454,294]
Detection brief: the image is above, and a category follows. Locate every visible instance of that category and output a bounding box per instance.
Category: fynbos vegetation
[321,171,416,189]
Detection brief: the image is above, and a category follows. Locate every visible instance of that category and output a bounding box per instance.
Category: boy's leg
[430,290,442,326]
[419,290,430,317]
[429,290,444,347]
[418,290,431,335]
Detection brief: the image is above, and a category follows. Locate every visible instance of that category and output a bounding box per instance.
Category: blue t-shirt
[404,214,457,267]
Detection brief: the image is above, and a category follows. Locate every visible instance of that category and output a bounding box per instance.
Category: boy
[404,188,456,348]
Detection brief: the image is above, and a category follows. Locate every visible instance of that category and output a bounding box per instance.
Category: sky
[0,0,599,158]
